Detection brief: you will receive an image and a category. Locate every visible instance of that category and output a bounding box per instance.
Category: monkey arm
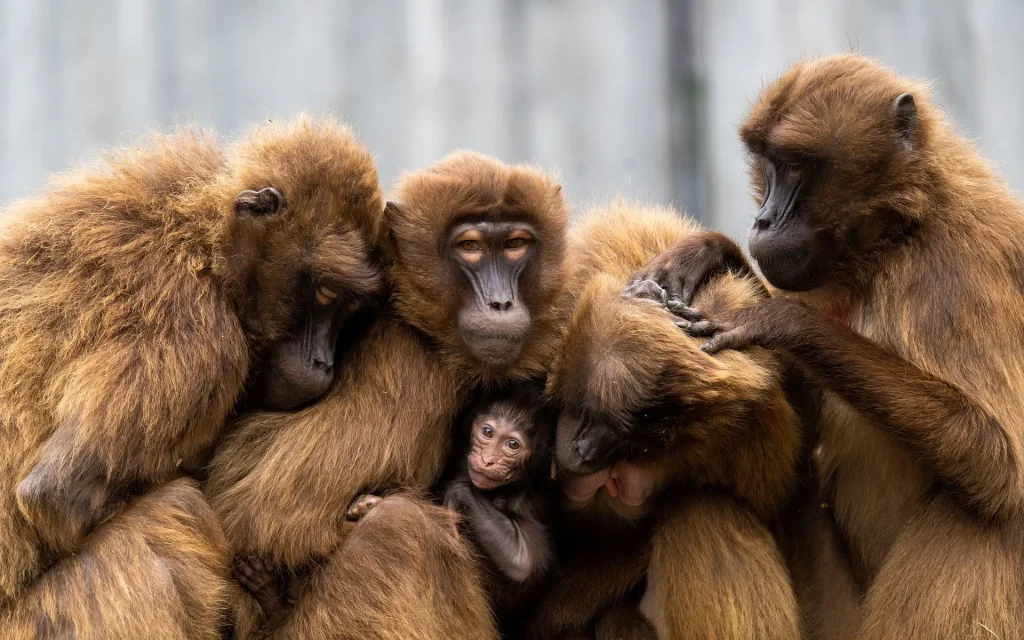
[449,482,551,584]
[206,318,465,566]
[626,230,765,305]
[18,319,247,553]
[695,297,1020,519]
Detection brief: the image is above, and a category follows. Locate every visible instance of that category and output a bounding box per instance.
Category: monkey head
[549,273,769,476]
[387,152,567,381]
[464,383,555,490]
[740,54,932,291]
[213,116,387,410]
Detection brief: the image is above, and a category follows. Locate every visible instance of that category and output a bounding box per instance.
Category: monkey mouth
[460,330,527,366]
[468,467,507,490]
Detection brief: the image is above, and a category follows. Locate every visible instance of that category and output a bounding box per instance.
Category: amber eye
[481,426,494,438]
[315,286,338,306]
[504,237,527,250]
[506,439,521,451]
[459,240,481,252]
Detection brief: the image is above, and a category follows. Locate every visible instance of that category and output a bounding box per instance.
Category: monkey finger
[674,319,720,337]
[680,281,698,307]
[664,274,685,303]
[700,327,749,354]
[622,278,667,304]
[666,300,703,321]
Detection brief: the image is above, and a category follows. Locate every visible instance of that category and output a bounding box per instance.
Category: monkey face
[555,410,624,476]
[385,151,567,379]
[468,414,531,490]
[746,157,840,291]
[220,118,387,410]
[741,55,923,291]
[448,219,537,366]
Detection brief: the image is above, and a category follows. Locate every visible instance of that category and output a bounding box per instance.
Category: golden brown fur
[0,115,386,632]
[532,201,801,639]
[736,54,1024,638]
[204,151,568,639]
[0,478,232,640]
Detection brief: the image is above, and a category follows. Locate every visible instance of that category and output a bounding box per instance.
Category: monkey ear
[893,93,917,150]
[383,200,403,222]
[234,187,285,217]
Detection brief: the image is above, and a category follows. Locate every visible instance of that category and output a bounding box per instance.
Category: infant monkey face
[468,414,530,490]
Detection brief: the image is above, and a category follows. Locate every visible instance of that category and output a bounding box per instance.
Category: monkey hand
[621,278,669,305]
[346,493,382,521]
[443,481,473,513]
[234,554,292,620]
[626,231,751,306]
[670,297,808,354]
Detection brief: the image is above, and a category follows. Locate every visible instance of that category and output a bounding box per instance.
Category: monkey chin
[468,467,508,491]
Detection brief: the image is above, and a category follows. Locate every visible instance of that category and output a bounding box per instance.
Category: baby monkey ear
[234,187,285,216]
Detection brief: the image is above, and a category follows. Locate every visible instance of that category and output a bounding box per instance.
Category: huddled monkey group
[0,53,1021,640]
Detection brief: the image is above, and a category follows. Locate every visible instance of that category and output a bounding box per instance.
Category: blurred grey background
[1,0,1022,240]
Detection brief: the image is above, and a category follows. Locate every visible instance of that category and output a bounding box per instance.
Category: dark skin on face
[632,92,1016,527]
[445,409,551,586]
[250,283,364,411]
[449,219,537,366]
[234,187,371,411]
[466,413,530,490]
[443,393,555,596]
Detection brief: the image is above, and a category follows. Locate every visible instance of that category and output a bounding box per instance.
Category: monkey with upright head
[662,54,1024,639]
[205,151,569,640]
[443,383,557,625]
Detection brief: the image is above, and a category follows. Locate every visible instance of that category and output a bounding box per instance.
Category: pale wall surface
[1,0,1021,239]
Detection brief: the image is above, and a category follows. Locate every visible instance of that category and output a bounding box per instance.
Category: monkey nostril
[489,300,513,312]
[313,358,332,371]
[754,217,771,232]
[503,301,513,311]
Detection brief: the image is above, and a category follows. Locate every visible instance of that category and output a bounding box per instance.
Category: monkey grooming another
[443,383,557,623]
[665,54,1024,638]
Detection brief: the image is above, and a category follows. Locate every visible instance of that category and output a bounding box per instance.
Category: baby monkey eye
[504,237,527,250]
[506,439,520,451]
[481,426,494,438]
[315,286,338,306]
[458,240,482,251]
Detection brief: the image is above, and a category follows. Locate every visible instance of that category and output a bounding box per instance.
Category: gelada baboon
[0,115,387,637]
[442,383,557,626]
[204,151,568,639]
[674,54,1024,639]
[529,201,802,640]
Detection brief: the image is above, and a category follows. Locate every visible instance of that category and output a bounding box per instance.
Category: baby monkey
[443,383,557,619]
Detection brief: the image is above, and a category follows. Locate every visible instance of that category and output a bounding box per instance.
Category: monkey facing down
[205,151,569,639]
[666,54,1024,639]
[529,201,802,640]
[0,115,387,637]
[442,383,557,624]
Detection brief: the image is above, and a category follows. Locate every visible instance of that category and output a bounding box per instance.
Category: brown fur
[738,54,1024,638]
[0,115,386,632]
[204,151,568,639]
[532,201,801,639]
[0,478,233,640]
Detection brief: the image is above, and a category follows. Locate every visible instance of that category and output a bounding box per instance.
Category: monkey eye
[315,286,339,306]
[506,439,520,451]
[481,426,494,438]
[458,240,482,252]
[784,161,805,176]
[504,237,527,250]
